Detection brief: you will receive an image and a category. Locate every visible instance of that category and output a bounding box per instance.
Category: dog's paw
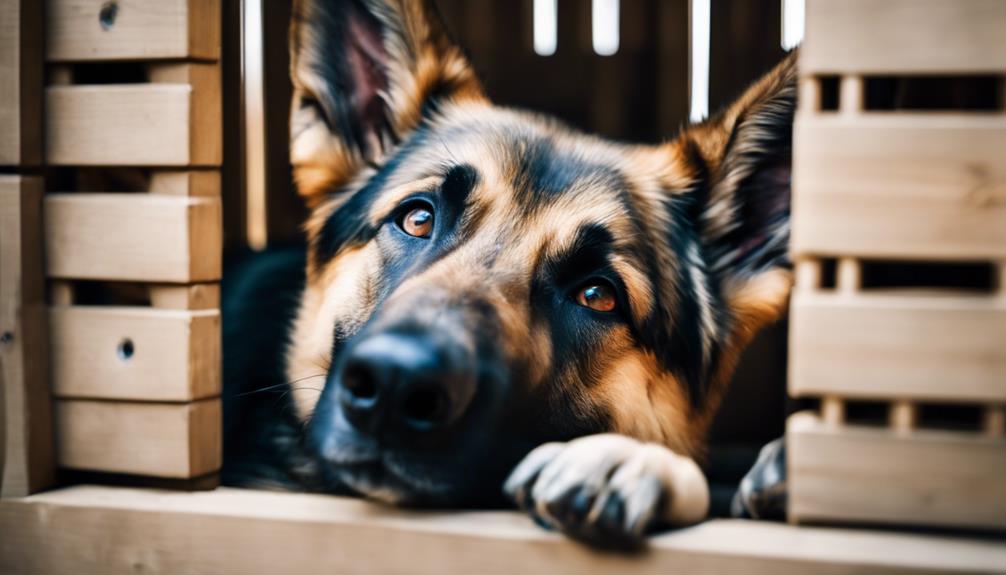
[503,434,709,549]
[731,436,787,520]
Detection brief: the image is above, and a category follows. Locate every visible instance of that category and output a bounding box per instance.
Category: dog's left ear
[678,54,797,334]
[290,0,484,206]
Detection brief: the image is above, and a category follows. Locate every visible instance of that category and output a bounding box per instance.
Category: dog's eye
[575,282,617,312]
[398,206,434,238]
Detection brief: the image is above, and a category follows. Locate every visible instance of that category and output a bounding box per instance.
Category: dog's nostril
[343,363,378,400]
[402,385,449,426]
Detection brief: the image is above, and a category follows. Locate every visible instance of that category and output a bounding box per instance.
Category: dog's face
[285,0,795,506]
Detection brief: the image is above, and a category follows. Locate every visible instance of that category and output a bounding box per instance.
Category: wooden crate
[788,0,1006,531]
[0,0,42,166]
[32,4,225,485]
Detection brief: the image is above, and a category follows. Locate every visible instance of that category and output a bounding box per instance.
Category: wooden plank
[790,292,1006,402]
[802,0,1006,74]
[148,284,220,310]
[788,411,1006,530]
[149,170,220,197]
[2,487,1006,575]
[45,63,221,166]
[56,399,220,478]
[44,193,222,283]
[46,0,220,62]
[0,176,54,497]
[50,306,220,401]
[0,0,42,165]
[792,114,1006,259]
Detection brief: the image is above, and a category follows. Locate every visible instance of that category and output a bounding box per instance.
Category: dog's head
[286,0,796,506]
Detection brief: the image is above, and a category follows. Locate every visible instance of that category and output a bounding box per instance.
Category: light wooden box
[36,0,224,482]
[787,0,1006,531]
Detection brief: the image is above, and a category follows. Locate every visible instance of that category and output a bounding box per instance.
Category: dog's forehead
[386,106,636,208]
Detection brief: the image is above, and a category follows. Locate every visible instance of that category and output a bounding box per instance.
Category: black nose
[339,332,476,436]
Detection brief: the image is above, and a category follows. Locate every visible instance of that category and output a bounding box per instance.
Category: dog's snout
[339,332,476,436]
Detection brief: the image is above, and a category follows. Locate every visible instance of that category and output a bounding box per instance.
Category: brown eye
[576,283,617,312]
[399,206,434,238]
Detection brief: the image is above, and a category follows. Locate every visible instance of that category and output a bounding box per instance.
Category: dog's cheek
[286,244,382,420]
[594,349,699,458]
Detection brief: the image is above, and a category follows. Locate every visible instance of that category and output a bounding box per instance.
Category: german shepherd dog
[223,0,796,547]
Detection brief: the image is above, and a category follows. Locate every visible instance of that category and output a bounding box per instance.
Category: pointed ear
[289,0,484,206]
[684,53,797,331]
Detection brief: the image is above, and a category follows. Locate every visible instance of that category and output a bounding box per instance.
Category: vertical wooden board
[802,0,1006,74]
[0,0,42,166]
[788,412,1006,530]
[792,115,1006,259]
[0,177,55,497]
[56,399,221,478]
[47,0,220,61]
[50,306,220,401]
[790,293,1006,402]
[150,170,221,197]
[46,63,221,166]
[45,193,222,283]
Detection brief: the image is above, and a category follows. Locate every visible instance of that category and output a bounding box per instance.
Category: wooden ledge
[1,486,1004,574]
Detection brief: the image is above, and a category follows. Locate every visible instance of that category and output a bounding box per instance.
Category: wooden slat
[802,0,1006,74]
[148,284,220,310]
[788,411,1006,530]
[0,176,54,497]
[45,63,221,166]
[792,115,1006,259]
[149,170,220,197]
[46,0,220,62]
[44,193,222,283]
[3,487,1006,575]
[0,0,42,165]
[56,399,220,478]
[50,306,220,401]
[790,292,1006,402]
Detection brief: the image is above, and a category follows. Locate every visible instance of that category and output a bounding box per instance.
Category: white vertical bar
[689,0,710,123]
[534,0,558,56]
[781,0,805,51]
[242,0,267,250]
[592,0,620,56]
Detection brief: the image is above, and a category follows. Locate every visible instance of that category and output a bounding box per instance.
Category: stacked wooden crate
[43,0,223,484]
[788,0,1006,530]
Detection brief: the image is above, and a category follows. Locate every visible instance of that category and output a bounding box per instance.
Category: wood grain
[50,306,220,401]
[46,0,220,62]
[56,399,221,478]
[790,292,1006,403]
[0,0,42,165]
[788,411,1006,530]
[0,176,54,497]
[44,193,222,283]
[802,0,1006,74]
[792,114,1006,260]
[2,486,1006,574]
[45,63,221,166]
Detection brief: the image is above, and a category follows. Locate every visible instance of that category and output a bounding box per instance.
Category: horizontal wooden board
[0,176,54,497]
[790,292,1006,402]
[0,0,42,165]
[788,411,1006,530]
[802,0,1006,73]
[50,306,220,401]
[47,0,219,62]
[2,487,1006,574]
[56,399,220,478]
[792,114,1006,260]
[45,64,221,166]
[44,193,221,283]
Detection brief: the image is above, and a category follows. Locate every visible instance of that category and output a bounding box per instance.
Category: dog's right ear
[290,0,483,206]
